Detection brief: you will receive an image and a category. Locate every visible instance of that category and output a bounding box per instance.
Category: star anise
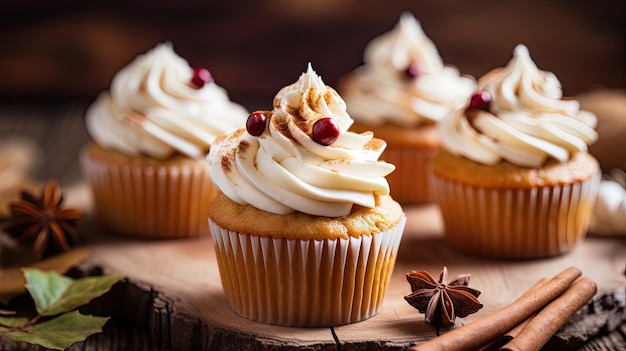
[404,266,483,328]
[1,180,82,259]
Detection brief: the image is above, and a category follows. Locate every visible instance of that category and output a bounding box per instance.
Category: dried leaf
[0,315,28,328]
[0,248,91,304]
[2,310,108,350]
[24,268,122,316]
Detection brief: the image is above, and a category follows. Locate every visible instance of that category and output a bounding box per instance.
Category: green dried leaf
[23,268,122,316]
[0,248,91,304]
[0,315,28,328]
[3,310,108,350]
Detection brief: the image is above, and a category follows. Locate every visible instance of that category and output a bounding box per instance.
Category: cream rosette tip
[208,64,395,217]
[340,12,476,127]
[364,12,443,76]
[440,44,599,168]
[86,42,248,160]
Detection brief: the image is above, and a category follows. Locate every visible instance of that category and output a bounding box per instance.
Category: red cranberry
[469,91,492,111]
[312,117,340,146]
[191,67,212,88]
[403,62,420,79]
[246,112,266,137]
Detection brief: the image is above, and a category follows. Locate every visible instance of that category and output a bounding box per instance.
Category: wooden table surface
[0,101,625,351]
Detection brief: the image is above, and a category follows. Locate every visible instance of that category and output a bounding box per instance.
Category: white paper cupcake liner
[209,214,406,327]
[432,172,601,259]
[383,144,438,204]
[80,146,215,238]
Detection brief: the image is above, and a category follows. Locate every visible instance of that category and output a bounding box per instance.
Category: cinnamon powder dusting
[275,119,296,142]
[296,119,310,135]
[308,87,322,111]
[364,134,383,151]
[290,93,315,134]
[220,153,232,174]
[286,104,309,135]
[324,89,337,104]
[286,105,302,121]
[237,140,250,154]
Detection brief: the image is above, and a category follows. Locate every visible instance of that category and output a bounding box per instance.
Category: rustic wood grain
[0,104,625,350]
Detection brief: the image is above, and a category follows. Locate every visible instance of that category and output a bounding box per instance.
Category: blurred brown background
[0,0,624,109]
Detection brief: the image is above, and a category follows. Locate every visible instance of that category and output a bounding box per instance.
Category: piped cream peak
[298,63,327,91]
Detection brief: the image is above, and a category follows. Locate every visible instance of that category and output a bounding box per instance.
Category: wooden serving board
[1,101,624,350]
[54,181,626,350]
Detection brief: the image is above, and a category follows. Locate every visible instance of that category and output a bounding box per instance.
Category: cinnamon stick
[499,277,597,351]
[476,278,548,351]
[409,267,582,351]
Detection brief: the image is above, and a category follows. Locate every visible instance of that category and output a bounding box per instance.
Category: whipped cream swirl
[440,44,598,167]
[340,12,476,127]
[209,64,395,217]
[86,43,248,159]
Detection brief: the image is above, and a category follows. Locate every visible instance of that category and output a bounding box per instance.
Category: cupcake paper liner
[81,147,215,238]
[383,143,438,204]
[432,172,601,259]
[209,215,406,327]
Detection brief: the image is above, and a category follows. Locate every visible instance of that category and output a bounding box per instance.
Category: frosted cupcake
[339,12,476,204]
[433,45,601,259]
[208,64,405,327]
[81,43,248,238]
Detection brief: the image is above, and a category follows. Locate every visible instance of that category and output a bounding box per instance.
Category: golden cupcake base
[80,143,216,238]
[209,215,406,327]
[432,150,601,259]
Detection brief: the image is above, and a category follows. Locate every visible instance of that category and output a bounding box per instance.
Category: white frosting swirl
[208,64,395,217]
[86,43,248,159]
[440,44,598,167]
[340,12,476,127]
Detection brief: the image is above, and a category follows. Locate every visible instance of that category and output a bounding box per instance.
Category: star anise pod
[404,266,483,328]
[1,180,82,259]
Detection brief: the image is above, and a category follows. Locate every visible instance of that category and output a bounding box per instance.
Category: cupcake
[339,12,476,204]
[433,44,601,259]
[80,43,248,238]
[207,64,406,327]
